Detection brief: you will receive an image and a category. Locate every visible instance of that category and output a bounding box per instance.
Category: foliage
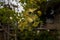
[17,0,58,40]
[0,7,18,26]
[0,2,3,5]
[18,0,47,31]
[17,30,58,40]
[0,0,59,40]
[0,0,47,32]
[18,9,40,31]
[20,0,47,10]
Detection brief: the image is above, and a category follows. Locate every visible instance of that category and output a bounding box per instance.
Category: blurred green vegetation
[0,7,18,27]
[18,0,47,31]
[0,0,59,40]
[17,30,58,40]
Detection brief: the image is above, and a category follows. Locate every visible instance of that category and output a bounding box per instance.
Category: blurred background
[0,0,60,40]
